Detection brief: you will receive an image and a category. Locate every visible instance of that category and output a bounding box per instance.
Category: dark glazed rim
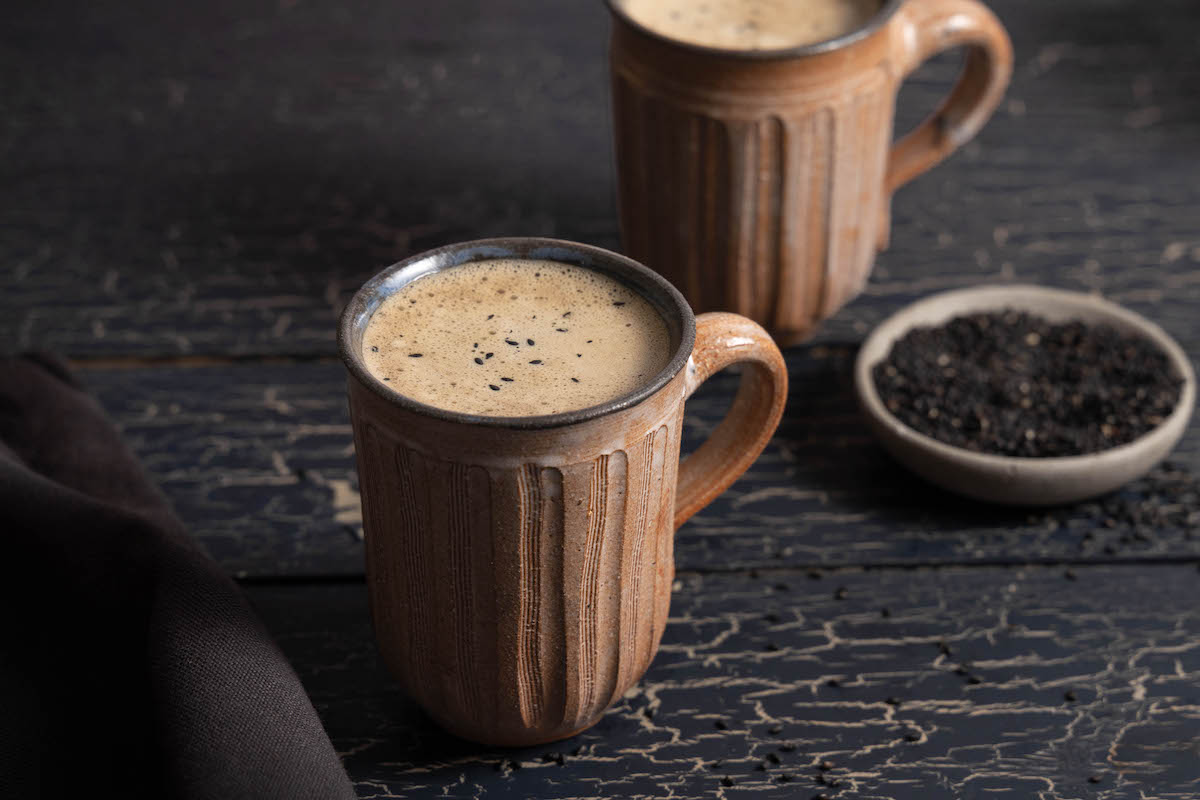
[604,0,903,60]
[338,237,696,430]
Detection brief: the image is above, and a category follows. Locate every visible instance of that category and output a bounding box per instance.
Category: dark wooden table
[5,0,1200,796]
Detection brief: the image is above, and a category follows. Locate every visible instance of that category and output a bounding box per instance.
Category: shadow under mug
[338,238,788,746]
[608,0,1014,345]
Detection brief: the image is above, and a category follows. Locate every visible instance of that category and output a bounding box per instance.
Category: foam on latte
[619,0,881,51]
[362,258,673,417]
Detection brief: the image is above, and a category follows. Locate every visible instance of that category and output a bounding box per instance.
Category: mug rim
[604,0,903,60]
[338,237,697,430]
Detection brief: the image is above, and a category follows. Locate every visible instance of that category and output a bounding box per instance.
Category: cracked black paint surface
[5,0,1200,796]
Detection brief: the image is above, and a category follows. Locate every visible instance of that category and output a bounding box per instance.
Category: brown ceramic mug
[608,0,1013,345]
[339,238,787,746]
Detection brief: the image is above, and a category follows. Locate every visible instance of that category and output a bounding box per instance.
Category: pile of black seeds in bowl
[872,309,1184,457]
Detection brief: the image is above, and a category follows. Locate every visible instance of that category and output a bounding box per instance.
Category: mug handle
[674,312,788,529]
[884,0,1013,195]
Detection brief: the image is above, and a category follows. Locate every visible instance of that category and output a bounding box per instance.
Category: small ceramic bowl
[853,284,1196,506]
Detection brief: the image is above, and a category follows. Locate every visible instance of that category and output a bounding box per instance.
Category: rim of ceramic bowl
[603,0,904,60]
[853,283,1197,483]
[338,237,696,431]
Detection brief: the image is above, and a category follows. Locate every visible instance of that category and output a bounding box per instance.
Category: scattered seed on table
[571,377,579,383]
[527,338,535,345]
[474,358,483,365]
[489,385,500,391]
[501,377,513,382]
[529,360,542,364]
[486,314,494,320]
[485,353,494,359]
[613,301,626,306]
[370,346,378,352]
[505,339,519,346]
[556,328,568,332]
[408,353,422,358]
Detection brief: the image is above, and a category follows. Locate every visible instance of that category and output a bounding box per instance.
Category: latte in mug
[618,0,883,51]
[362,259,672,417]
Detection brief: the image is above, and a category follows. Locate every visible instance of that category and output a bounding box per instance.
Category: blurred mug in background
[608,0,1012,345]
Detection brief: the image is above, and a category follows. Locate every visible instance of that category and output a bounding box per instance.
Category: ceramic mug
[339,238,788,745]
[608,0,1013,345]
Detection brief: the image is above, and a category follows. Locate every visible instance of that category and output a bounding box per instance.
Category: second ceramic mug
[609,0,1013,345]
[339,238,787,745]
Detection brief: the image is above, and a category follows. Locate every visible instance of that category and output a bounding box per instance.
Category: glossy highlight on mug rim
[338,237,696,430]
[603,0,904,60]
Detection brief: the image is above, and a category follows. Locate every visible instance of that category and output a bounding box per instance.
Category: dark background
[3,0,1199,797]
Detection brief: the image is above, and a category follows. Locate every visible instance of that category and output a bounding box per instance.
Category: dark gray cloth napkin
[0,354,357,800]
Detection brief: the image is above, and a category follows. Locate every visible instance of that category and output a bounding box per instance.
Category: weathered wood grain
[83,356,1200,577]
[248,563,1200,799]
[4,0,1200,357]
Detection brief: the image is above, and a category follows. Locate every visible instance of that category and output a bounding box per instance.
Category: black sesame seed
[613,301,626,306]
[486,314,494,320]
[587,339,593,343]
[501,377,513,382]
[370,346,379,352]
[486,353,494,359]
[720,777,733,787]
[714,719,728,730]
[576,354,582,358]
[382,377,390,381]
[826,678,841,688]
[408,353,422,358]
[529,360,542,364]
[474,358,483,365]
[904,733,921,742]
[562,311,572,317]
[766,753,781,765]
[489,385,500,391]
[571,377,579,383]
[506,339,519,346]
[556,328,568,332]
[527,339,535,345]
